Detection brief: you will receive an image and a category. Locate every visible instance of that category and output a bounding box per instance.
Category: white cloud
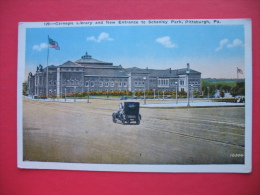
[33,43,48,51]
[87,32,113,42]
[155,36,177,48]
[227,39,243,48]
[215,38,244,51]
[86,36,96,41]
[215,39,228,51]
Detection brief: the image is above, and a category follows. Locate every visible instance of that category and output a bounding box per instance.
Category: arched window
[85,81,89,87]
[90,81,94,87]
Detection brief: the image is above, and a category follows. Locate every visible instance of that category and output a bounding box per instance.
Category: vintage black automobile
[112,101,141,125]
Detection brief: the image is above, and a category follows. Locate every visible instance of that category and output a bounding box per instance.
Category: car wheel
[122,120,127,125]
[113,117,117,123]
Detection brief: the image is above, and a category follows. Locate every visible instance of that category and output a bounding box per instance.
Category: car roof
[120,100,140,103]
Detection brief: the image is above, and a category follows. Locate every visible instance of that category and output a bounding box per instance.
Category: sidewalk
[24,96,91,102]
[141,101,245,108]
[24,96,245,108]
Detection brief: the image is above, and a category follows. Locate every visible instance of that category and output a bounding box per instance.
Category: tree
[179,90,187,98]
[193,90,200,98]
[23,83,28,95]
[230,81,245,96]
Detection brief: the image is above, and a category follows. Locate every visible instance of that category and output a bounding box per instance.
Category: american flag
[237,68,243,74]
[48,37,60,50]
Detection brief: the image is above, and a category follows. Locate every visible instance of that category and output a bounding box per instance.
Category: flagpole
[46,35,49,98]
[237,67,238,79]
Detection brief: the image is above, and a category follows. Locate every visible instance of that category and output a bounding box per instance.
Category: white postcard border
[18,19,252,173]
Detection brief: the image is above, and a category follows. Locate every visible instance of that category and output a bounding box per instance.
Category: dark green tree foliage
[220,84,232,92]
[201,80,216,97]
[201,79,245,97]
[231,81,245,96]
[23,83,28,95]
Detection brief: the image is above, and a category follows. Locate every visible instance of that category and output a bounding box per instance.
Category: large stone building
[26,52,201,98]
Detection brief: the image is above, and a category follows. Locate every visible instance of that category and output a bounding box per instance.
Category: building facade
[26,52,202,98]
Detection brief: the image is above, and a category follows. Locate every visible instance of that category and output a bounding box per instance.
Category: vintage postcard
[18,19,252,172]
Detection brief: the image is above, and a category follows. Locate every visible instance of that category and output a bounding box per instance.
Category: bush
[39,94,46,99]
[48,94,57,99]
[211,98,235,102]
[67,93,74,97]
[76,92,83,97]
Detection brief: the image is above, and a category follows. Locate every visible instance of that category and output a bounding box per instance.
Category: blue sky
[25,24,245,79]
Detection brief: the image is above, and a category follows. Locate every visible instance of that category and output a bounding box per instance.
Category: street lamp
[163,90,165,100]
[191,84,193,102]
[87,80,90,103]
[207,86,209,102]
[74,86,76,102]
[157,77,159,100]
[186,64,190,107]
[65,88,67,102]
[175,81,178,104]
[143,77,146,104]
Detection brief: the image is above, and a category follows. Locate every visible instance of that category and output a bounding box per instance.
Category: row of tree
[23,80,245,98]
[58,89,200,98]
[201,79,245,97]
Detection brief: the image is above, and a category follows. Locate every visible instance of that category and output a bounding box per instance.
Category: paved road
[23,97,245,164]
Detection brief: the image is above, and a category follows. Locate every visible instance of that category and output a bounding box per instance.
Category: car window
[128,104,135,108]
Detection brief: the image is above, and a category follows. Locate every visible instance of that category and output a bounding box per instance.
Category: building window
[99,81,103,87]
[158,79,169,87]
[180,80,184,85]
[85,81,89,87]
[90,81,94,87]
[123,81,127,87]
[135,79,144,87]
[110,82,114,87]
[119,82,122,87]
[105,82,109,87]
